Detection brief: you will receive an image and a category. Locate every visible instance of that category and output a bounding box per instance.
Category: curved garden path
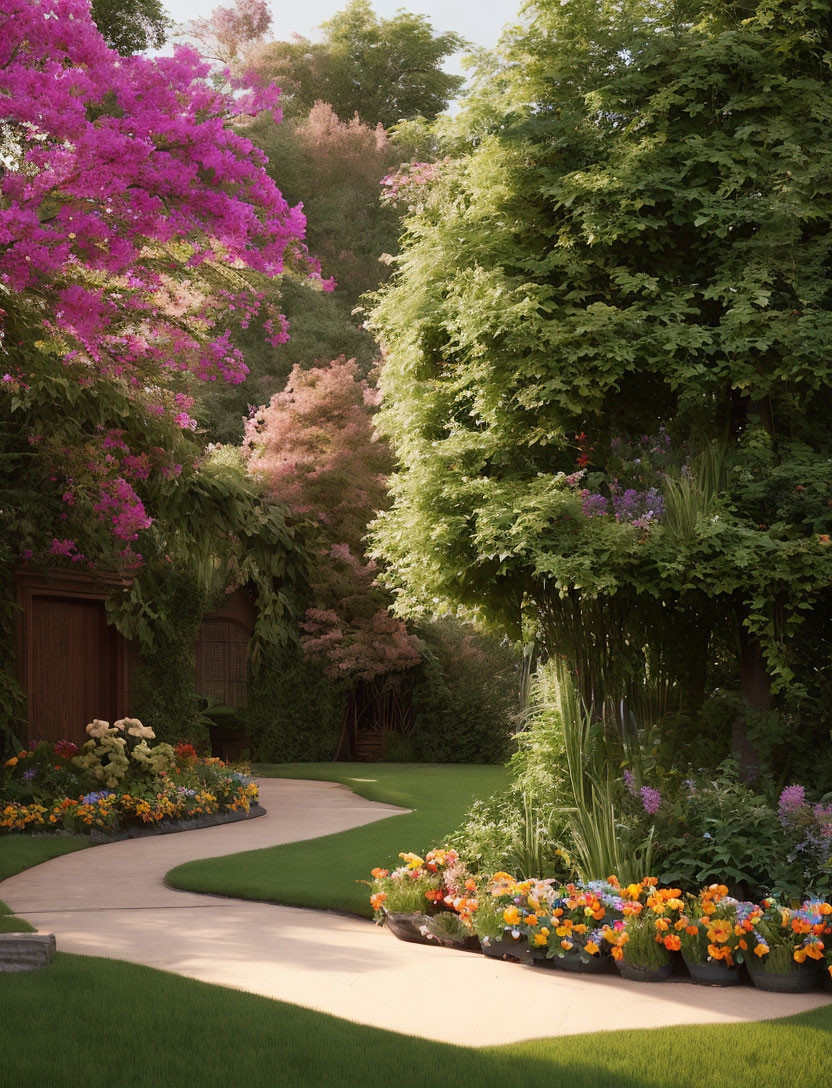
[2,777,830,1046]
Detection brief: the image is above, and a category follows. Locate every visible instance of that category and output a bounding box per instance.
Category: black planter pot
[481,934,533,964]
[748,959,821,994]
[617,956,673,983]
[384,911,432,945]
[683,956,741,987]
[822,968,832,994]
[552,949,610,974]
[432,935,481,954]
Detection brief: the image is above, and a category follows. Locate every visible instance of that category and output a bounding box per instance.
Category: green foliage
[369,0,832,770]
[637,762,828,900]
[90,0,170,54]
[407,619,521,764]
[556,667,655,884]
[128,568,209,745]
[242,646,346,762]
[250,0,466,128]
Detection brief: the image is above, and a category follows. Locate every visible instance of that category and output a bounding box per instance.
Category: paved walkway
[2,778,830,1046]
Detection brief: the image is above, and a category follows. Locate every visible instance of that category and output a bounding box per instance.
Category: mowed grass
[0,832,90,883]
[2,953,832,1088]
[0,898,34,932]
[166,762,508,916]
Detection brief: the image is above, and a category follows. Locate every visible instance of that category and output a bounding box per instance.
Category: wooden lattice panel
[195,619,250,708]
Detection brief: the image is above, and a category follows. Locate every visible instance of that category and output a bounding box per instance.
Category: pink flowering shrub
[0,0,325,569]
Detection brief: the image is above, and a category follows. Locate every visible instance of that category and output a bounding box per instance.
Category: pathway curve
[2,778,830,1046]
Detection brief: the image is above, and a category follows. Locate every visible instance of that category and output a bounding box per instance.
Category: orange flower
[585,941,600,956]
[371,868,389,879]
[664,935,681,951]
[370,892,387,911]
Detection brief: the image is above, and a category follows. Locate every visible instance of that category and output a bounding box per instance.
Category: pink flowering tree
[181,0,273,66]
[244,358,421,704]
[0,0,326,573]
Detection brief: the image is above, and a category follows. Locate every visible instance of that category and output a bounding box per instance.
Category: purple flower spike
[640,786,661,815]
[779,784,806,816]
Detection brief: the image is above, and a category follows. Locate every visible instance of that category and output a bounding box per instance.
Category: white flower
[85,719,112,739]
[116,718,155,739]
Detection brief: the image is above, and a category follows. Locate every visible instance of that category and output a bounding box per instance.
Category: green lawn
[1,952,831,1088]
[0,832,90,883]
[166,762,508,915]
[0,898,34,932]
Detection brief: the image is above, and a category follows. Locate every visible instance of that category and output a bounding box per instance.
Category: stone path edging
[2,777,830,1046]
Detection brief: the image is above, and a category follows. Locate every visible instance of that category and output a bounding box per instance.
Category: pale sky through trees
[165,0,521,76]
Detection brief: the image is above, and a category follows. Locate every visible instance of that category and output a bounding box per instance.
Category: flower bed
[1,722,258,835]
[368,855,832,992]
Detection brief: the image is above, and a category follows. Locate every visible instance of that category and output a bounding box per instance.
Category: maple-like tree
[244,357,420,682]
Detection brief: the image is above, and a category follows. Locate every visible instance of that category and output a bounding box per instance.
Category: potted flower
[419,911,480,952]
[679,885,743,986]
[368,849,460,944]
[604,879,684,982]
[544,883,613,974]
[472,872,539,963]
[745,899,829,993]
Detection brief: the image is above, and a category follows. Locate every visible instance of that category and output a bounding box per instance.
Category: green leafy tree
[248,0,467,127]
[196,102,402,442]
[91,0,170,54]
[370,0,832,777]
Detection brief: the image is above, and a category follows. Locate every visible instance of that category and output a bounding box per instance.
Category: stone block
[0,932,56,972]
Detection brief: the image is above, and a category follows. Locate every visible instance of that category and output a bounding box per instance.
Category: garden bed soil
[89,802,266,843]
[481,935,534,965]
[616,959,673,983]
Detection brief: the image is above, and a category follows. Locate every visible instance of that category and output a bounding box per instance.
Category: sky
[164,0,522,69]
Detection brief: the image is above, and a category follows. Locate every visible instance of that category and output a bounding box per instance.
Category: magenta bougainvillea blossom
[0,0,321,380]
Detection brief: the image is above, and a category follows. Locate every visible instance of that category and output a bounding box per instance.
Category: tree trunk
[731,623,772,781]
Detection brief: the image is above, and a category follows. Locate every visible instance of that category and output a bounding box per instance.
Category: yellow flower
[532,932,548,947]
[503,906,520,926]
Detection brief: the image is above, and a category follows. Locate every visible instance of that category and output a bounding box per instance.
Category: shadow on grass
[2,954,832,1088]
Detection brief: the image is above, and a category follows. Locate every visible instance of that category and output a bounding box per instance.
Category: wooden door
[28,595,122,745]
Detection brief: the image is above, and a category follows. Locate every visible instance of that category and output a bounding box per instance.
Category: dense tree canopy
[195,101,400,441]
[90,0,170,54]
[248,0,467,127]
[370,0,832,775]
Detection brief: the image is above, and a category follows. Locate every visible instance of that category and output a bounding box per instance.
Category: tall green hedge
[243,645,347,762]
[406,620,521,765]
